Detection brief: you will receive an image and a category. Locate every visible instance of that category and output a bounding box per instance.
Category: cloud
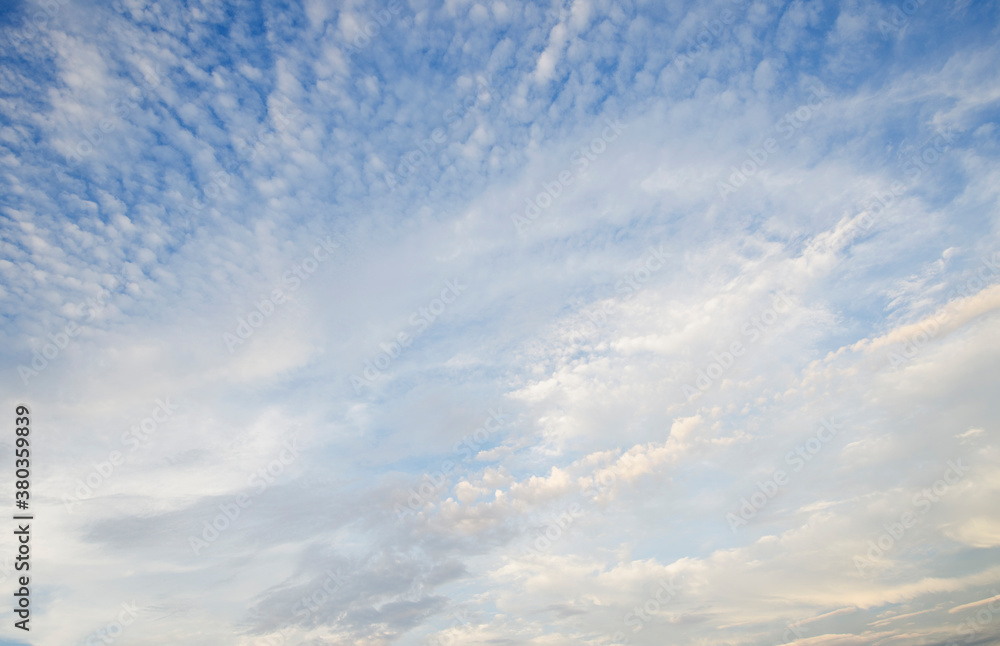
[1,0,999,644]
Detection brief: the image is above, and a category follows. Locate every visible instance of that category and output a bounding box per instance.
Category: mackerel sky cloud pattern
[1,0,1000,644]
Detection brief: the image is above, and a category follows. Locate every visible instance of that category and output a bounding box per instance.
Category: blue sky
[1,0,1000,644]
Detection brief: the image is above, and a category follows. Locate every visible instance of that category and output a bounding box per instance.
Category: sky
[1,0,999,644]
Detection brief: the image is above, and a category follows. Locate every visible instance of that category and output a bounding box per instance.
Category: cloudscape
[1,0,1000,644]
